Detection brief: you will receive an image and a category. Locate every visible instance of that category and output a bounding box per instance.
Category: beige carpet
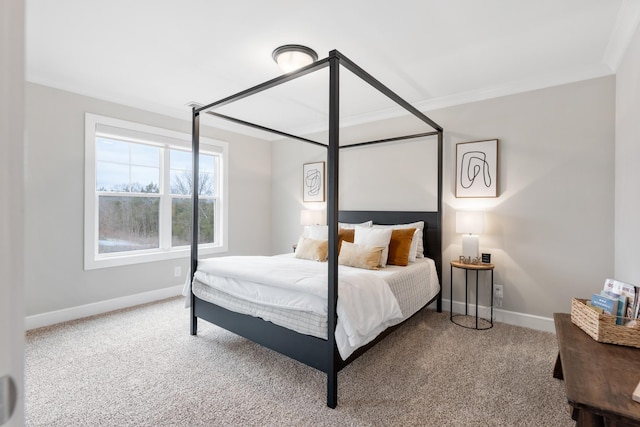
[25,297,573,426]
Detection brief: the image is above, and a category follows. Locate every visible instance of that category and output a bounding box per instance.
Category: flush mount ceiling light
[272,44,318,73]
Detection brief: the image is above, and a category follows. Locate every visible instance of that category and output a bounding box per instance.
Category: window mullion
[159,146,171,250]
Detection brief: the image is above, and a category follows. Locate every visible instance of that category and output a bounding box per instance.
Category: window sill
[84,244,227,270]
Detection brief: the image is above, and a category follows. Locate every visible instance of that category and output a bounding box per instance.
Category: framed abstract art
[303,161,325,202]
[455,139,499,198]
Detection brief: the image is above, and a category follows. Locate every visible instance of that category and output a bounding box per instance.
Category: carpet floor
[25,297,573,426]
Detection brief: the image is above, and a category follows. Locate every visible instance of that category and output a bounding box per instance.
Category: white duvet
[190,255,403,359]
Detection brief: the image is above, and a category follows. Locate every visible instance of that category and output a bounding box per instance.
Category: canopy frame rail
[190,49,444,409]
[193,50,443,148]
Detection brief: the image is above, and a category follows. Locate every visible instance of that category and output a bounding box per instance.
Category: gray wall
[437,77,614,319]
[615,22,640,284]
[24,83,272,316]
[272,76,615,321]
[24,73,619,324]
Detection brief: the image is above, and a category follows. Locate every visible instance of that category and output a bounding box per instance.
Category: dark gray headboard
[338,210,442,281]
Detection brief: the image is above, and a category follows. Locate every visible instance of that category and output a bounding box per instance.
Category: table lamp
[300,209,325,226]
[456,211,484,259]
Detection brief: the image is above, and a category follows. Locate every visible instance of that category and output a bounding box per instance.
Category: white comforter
[192,255,403,359]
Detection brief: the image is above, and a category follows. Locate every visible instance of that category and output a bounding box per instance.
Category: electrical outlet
[174,266,182,277]
[493,284,503,299]
[493,284,503,308]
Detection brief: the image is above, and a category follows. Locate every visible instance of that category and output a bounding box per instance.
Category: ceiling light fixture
[272,44,318,73]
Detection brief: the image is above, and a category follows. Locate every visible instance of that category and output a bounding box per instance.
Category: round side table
[450,260,495,330]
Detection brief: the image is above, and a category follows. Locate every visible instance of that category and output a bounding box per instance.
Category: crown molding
[284,64,615,139]
[27,61,618,144]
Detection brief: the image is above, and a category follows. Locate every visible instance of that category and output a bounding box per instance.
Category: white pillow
[301,225,328,240]
[373,221,425,260]
[301,222,371,241]
[405,229,420,262]
[354,226,393,267]
[338,220,372,230]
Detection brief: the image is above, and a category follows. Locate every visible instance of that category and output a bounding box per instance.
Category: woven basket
[571,298,640,348]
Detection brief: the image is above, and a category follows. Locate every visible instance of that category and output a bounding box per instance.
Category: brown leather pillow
[387,228,416,266]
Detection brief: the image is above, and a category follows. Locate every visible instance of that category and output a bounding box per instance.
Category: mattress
[191,255,439,358]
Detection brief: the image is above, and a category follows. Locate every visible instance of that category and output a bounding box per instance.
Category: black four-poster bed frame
[190,50,444,408]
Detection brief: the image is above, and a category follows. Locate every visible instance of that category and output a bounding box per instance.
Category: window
[84,113,228,269]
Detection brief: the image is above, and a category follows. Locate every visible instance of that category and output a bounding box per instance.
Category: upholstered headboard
[338,210,442,281]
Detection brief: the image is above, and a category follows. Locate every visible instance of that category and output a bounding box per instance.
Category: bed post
[326,50,340,409]
[436,129,443,313]
[190,108,200,336]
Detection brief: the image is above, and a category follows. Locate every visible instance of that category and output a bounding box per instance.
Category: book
[590,293,618,316]
[615,295,628,325]
[602,291,628,325]
[603,279,637,320]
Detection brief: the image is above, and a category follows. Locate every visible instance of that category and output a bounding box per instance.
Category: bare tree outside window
[96,142,218,254]
[98,193,160,253]
[171,171,215,247]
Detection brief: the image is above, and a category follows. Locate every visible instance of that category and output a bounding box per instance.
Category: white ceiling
[26,0,640,139]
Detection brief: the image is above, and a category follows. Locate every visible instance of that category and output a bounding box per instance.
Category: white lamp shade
[456,211,484,235]
[300,209,325,226]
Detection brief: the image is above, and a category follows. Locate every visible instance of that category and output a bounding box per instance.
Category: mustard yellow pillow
[295,237,328,262]
[338,241,384,270]
[387,228,417,266]
[338,227,355,253]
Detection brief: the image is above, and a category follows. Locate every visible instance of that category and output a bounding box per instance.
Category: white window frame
[84,113,228,270]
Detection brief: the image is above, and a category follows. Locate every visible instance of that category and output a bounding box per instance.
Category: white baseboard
[25,290,555,334]
[440,299,556,333]
[25,285,183,331]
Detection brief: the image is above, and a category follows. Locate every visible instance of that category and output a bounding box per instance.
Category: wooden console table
[553,313,640,426]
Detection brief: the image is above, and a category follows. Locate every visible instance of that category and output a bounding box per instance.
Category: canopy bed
[189,50,444,408]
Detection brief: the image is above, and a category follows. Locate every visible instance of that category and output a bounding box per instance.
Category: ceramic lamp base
[462,234,479,259]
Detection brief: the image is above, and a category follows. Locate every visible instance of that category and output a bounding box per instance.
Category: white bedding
[191,254,404,359]
[185,254,439,359]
